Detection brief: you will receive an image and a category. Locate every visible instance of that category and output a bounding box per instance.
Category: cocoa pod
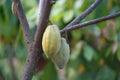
[11,2,17,17]
[42,25,61,58]
[52,38,70,69]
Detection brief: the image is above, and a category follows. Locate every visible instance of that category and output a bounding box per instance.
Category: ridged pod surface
[52,38,70,69]
[42,25,61,58]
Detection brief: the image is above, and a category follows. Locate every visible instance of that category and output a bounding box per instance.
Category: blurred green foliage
[0,0,120,80]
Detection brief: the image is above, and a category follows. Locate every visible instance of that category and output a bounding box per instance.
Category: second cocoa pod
[52,38,70,69]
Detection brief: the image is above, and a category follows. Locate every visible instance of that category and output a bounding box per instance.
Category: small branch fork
[61,12,120,33]
[64,0,102,29]
[11,0,120,79]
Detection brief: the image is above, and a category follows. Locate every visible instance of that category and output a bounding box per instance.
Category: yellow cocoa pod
[42,25,61,58]
[52,38,70,69]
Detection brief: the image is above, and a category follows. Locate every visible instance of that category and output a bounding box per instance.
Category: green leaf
[105,47,112,58]
[83,44,96,62]
[74,0,83,10]
[96,66,116,80]
[63,10,74,23]
[41,61,58,80]
[71,29,82,41]
[117,44,120,61]
[117,73,120,80]
[70,41,84,60]
[0,0,6,6]
[77,71,95,80]
[26,7,38,21]
[26,7,39,29]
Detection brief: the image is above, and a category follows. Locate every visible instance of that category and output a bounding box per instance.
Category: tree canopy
[0,0,120,80]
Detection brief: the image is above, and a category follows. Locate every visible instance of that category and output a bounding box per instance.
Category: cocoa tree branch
[64,0,102,29]
[34,0,55,48]
[21,0,54,80]
[12,0,32,44]
[61,12,120,33]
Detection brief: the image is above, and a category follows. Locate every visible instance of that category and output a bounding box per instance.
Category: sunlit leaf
[74,0,83,10]
[83,44,96,62]
[26,7,39,29]
[63,10,74,23]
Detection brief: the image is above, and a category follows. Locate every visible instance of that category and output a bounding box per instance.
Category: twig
[21,0,54,80]
[64,0,102,29]
[12,0,32,44]
[61,12,120,33]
